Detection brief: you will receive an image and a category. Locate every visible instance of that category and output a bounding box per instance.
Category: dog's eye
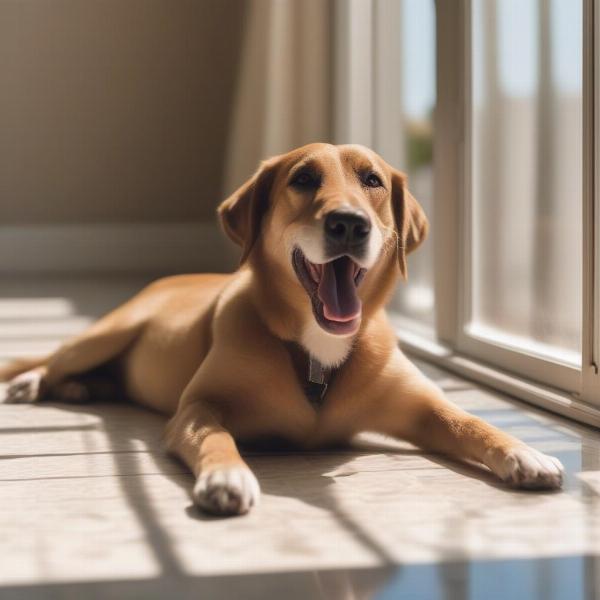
[290,171,320,189]
[363,172,383,188]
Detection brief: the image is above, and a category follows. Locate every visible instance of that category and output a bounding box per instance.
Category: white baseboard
[0,222,239,274]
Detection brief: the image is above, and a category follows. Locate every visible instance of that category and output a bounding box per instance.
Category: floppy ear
[390,169,429,279]
[217,158,279,264]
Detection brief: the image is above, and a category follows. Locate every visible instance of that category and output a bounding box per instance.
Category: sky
[399,0,582,119]
[401,0,435,119]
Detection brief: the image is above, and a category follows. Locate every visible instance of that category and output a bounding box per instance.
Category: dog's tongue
[317,257,361,322]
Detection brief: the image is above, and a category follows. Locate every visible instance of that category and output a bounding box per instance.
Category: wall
[0,0,246,225]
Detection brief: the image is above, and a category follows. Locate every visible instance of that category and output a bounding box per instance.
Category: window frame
[583,0,600,405]
[335,0,600,425]
[454,0,582,394]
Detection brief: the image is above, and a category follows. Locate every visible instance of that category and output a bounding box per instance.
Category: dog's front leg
[355,351,564,490]
[165,400,259,516]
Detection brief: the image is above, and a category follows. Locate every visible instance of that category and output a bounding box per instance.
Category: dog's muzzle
[324,208,371,259]
[292,247,367,336]
[290,208,373,336]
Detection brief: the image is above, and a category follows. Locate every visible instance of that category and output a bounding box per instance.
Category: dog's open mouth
[292,247,367,335]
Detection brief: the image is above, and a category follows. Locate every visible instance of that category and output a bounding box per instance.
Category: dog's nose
[325,209,371,246]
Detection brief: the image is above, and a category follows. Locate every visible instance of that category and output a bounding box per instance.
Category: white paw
[490,445,564,490]
[3,369,45,404]
[193,466,260,516]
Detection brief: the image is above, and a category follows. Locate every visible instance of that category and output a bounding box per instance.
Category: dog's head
[218,143,428,338]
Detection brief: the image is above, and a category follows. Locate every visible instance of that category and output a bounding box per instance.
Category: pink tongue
[317,257,361,322]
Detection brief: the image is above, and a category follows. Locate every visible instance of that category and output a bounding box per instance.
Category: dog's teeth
[313,264,322,281]
[306,261,320,283]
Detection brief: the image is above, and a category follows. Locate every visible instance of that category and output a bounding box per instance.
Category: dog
[0,143,564,516]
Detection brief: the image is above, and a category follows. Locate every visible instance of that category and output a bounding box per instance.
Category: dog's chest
[218,370,353,447]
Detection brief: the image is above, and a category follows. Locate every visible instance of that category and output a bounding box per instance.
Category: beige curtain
[223,0,332,194]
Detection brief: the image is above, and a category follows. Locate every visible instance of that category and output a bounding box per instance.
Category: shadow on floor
[0,392,583,600]
[19,397,539,552]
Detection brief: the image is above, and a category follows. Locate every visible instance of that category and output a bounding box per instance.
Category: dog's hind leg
[45,313,142,386]
[48,366,124,404]
[3,305,143,404]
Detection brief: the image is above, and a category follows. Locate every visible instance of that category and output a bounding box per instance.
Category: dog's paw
[3,369,45,404]
[193,466,260,516]
[490,445,564,490]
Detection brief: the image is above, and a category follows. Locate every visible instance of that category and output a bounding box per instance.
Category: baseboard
[0,222,239,274]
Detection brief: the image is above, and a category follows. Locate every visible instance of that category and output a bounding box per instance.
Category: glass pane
[470,0,582,363]
[375,0,436,333]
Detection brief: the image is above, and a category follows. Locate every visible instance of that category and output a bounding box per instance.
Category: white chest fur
[300,321,354,368]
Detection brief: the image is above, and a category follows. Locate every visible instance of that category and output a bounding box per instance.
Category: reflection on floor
[0,275,599,599]
[0,557,594,600]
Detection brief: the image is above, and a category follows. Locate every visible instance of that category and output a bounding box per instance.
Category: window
[372,0,436,334]
[472,0,584,361]
[462,0,583,387]
[335,0,600,423]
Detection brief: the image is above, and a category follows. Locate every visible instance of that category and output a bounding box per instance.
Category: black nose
[325,209,371,246]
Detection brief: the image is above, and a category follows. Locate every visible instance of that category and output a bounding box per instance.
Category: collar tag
[308,356,327,385]
[307,356,330,404]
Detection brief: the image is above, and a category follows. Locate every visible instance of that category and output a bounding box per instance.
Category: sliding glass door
[459,0,583,391]
[336,0,599,419]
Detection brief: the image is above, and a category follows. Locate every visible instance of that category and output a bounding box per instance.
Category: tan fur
[1,143,563,515]
[0,356,47,381]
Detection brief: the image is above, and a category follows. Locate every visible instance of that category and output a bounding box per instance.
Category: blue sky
[401,0,435,119]
[399,0,582,119]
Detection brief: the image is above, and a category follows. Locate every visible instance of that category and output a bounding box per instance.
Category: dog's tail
[0,356,48,382]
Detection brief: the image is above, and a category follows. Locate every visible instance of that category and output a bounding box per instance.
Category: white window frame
[455,0,581,393]
[584,0,600,404]
[334,0,600,426]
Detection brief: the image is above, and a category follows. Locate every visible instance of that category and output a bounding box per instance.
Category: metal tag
[308,356,326,385]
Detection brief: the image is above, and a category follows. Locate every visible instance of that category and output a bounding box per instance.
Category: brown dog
[1,143,563,515]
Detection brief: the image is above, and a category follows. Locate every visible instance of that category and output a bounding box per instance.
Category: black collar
[304,356,332,408]
[284,341,337,408]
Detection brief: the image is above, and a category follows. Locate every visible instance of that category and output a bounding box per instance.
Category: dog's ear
[217,157,280,264]
[390,169,429,279]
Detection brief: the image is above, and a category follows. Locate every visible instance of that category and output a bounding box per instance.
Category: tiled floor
[1,276,599,599]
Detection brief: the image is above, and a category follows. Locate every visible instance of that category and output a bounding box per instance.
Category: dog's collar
[304,356,332,408]
[284,341,338,408]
